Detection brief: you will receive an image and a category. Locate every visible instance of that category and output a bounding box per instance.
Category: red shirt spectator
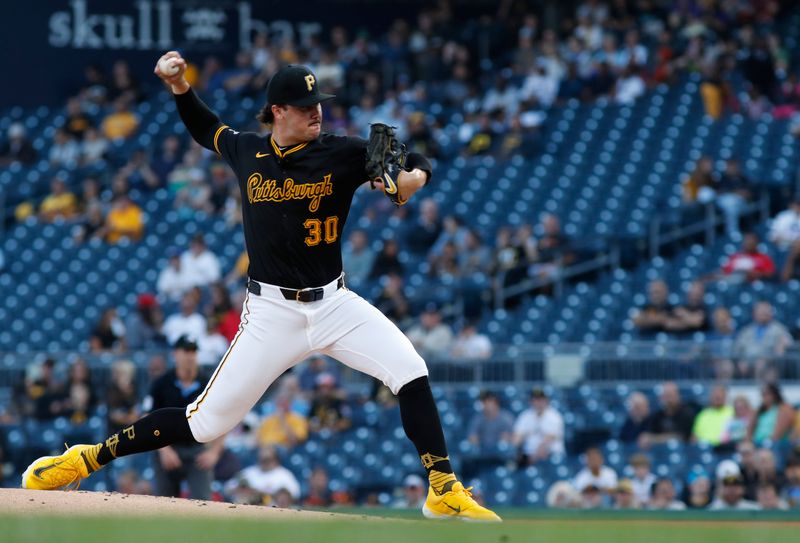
[721,234,775,281]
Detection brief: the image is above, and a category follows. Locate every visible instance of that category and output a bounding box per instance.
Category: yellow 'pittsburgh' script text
[247,173,333,212]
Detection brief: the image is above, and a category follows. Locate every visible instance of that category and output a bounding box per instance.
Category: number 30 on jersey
[303,216,339,246]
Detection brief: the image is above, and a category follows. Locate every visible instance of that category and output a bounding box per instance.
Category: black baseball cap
[531,387,547,399]
[173,335,198,351]
[266,65,335,107]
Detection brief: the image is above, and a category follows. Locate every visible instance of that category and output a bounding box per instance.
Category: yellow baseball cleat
[422,481,502,522]
[21,444,102,491]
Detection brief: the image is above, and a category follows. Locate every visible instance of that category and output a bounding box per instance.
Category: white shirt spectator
[49,138,80,166]
[631,473,656,505]
[614,73,645,105]
[450,328,492,360]
[768,206,800,250]
[157,260,193,302]
[573,466,618,493]
[181,248,221,288]
[513,405,565,457]
[227,464,301,500]
[574,21,603,51]
[521,70,559,107]
[162,312,206,346]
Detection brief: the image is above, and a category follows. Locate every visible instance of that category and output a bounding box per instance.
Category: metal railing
[648,192,771,260]
[2,342,800,390]
[494,191,772,309]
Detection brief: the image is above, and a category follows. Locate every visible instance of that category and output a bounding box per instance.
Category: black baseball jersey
[174,88,430,289]
[213,127,368,287]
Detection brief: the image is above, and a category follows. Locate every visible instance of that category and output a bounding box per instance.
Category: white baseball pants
[186,276,429,443]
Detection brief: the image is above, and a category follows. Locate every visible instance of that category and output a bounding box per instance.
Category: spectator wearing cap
[0,122,37,166]
[649,479,686,510]
[638,382,697,449]
[125,293,166,350]
[579,484,604,509]
[257,393,308,449]
[450,323,492,361]
[467,391,514,457]
[512,388,565,465]
[142,335,223,500]
[709,460,760,510]
[392,474,426,509]
[613,479,640,509]
[619,392,650,444]
[405,304,454,359]
[157,248,193,302]
[692,385,734,447]
[181,234,222,289]
[573,447,618,499]
[628,454,656,507]
[684,470,712,509]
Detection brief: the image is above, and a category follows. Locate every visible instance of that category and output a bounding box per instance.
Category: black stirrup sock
[95,407,197,466]
[398,376,457,494]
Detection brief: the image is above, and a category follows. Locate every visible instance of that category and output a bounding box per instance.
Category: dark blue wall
[2,0,419,108]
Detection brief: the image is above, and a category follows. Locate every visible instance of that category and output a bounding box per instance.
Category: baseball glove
[365,123,408,206]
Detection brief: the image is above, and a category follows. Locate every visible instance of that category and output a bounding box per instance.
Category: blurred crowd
[538,381,800,510]
[2,0,800,509]
[5,350,800,510]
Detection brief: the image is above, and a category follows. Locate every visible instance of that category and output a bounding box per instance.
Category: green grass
[2,512,799,543]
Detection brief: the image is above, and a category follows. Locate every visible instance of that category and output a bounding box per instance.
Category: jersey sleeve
[174,88,244,169]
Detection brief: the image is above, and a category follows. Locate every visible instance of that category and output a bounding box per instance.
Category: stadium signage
[47,0,321,50]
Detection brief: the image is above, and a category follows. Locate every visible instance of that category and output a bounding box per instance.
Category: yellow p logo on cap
[305,74,315,92]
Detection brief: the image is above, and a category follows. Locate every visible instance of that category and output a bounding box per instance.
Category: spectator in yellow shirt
[105,194,144,243]
[39,177,78,222]
[101,97,139,141]
[257,394,308,449]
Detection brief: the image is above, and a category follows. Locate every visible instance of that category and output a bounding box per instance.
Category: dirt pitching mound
[0,488,368,520]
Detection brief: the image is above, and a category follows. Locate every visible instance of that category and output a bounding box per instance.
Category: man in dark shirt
[667,280,710,335]
[632,279,675,336]
[143,336,223,499]
[638,382,697,449]
[618,392,650,444]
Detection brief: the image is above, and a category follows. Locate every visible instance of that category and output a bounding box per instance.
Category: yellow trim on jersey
[270,137,308,159]
[212,124,228,155]
[186,291,251,419]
